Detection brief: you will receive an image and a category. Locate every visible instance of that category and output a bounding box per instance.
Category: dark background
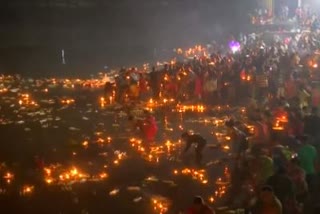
[0,0,256,76]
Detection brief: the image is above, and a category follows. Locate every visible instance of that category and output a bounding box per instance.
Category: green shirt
[298,144,317,175]
[257,155,274,184]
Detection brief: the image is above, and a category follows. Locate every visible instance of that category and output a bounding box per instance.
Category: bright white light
[231,46,240,53]
[229,41,241,54]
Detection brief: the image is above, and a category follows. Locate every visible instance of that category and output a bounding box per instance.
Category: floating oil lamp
[3,172,14,184]
[20,185,34,196]
[222,145,230,151]
[107,137,112,143]
[100,97,106,108]
[148,98,154,106]
[82,141,89,148]
[208,196,215,203]
[45,178,53,184]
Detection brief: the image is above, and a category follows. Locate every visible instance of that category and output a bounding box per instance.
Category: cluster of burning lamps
[114,138,173,214]
[176,104,205,113]
[47,77,107,89]
[130,138,182,163]
[99,94,115,108]
[146,98,176,112]
[81,136,112,150]
[240,73,252,82]
[2,75,245,207]
[60,98,75,105]
[172,166,231,205]
[1,68,241,208]
[308,60,318,69]
[44,167,87,185]
[94,137,112,145]
[0,87,8,93]
[176,45,208,58]
[272,115,288,131]
[0,40,296,207]
[20,185,35,196]
[113,151,127,166]
[130,138,157,162]
[2,171,35,196]
[82,136,125,166]
[43,166,108,185]
[208,167,231,204]
[18,93,38,107]
[100,97,107,108]
[152,197,170,214]
[173,168,208,184]
[3,172,14,184]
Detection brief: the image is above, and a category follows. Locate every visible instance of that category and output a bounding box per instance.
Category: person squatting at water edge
[181,131,207,166]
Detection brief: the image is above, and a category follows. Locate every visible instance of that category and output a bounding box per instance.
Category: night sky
[0,0,255,75]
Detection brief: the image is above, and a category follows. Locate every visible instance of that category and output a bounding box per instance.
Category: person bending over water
[181,132,207,166]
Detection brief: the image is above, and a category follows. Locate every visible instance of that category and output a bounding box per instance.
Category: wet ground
[0,77,244,214]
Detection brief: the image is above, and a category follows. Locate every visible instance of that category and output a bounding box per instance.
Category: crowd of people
[100,10,320,213]
[251,3,320,27]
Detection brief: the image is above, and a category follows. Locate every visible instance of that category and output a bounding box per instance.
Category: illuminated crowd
[2,10,320,214]
[97,21,320,213]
